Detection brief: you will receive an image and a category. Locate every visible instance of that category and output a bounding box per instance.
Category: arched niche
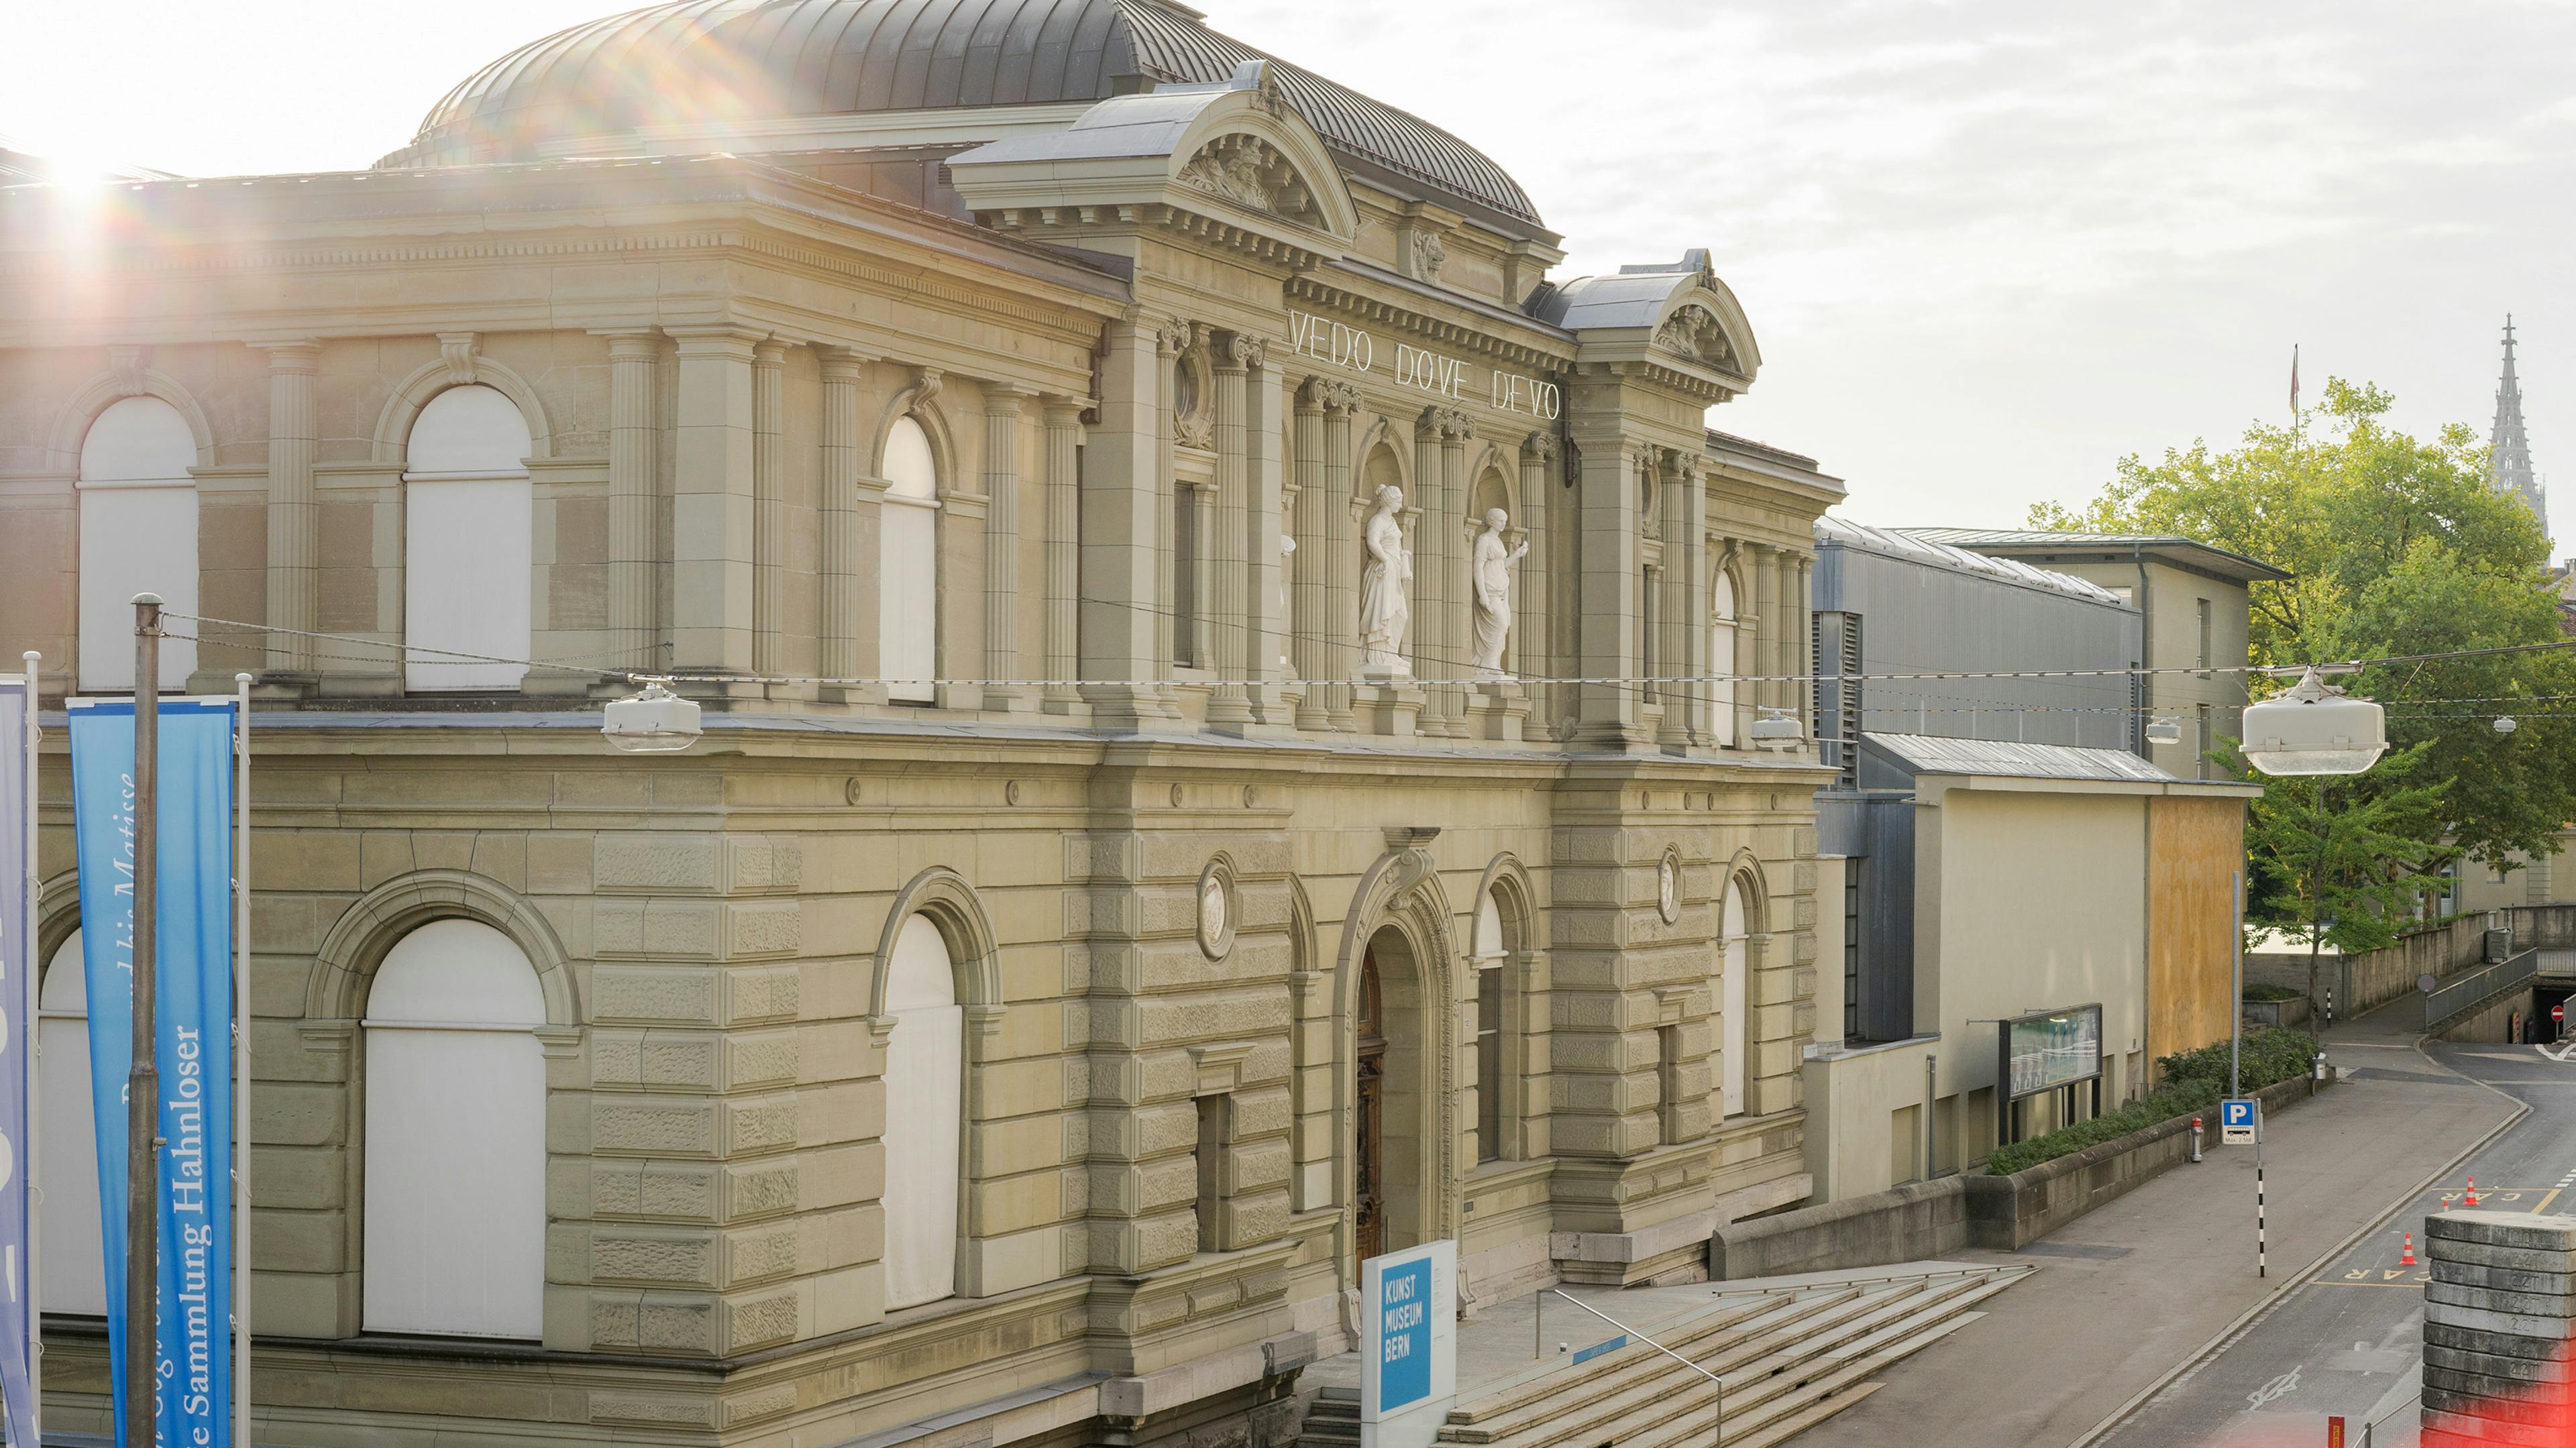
[1711,564,1743,748]
[76,394,200,690]
[402,383,536,691]
[1716,858,1769,1119]
[877,412,943,703]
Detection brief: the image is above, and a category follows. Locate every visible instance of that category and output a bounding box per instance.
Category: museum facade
[0,2,1844,1444]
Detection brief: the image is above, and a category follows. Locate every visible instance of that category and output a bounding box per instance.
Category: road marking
[2540,1188,2563,1215]
[2248,1366,2302,1410]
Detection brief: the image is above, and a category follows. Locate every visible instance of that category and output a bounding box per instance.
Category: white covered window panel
[38,933,105,1315]
[880,914,961,1309]
[1710,573,1738,749]
[403,386,533,691]
[879,416,940,703]
[1721,881,1750,1117]
[78,396,199,691]
[362,919,547,1337]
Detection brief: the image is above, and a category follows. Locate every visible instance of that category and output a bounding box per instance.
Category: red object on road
[2401,1231,2418,1267]
[2328,1414,2346,1448]
[2467,1177,2480,1207]
[2556,1003,2566,1023]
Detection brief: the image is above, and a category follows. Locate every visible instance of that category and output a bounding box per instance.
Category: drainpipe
[2133,544,2154,760]
[1923,1052,1938,1178]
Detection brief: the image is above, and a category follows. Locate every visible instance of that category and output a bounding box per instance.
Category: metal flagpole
[19,651,40,1448]
[233,672,252,1448]
[127,596,162,1448]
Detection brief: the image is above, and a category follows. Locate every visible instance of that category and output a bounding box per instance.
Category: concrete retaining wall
[1711,1072,2323,1279]
[2420,1210,2576,1447]
[2436,987,2538,1045]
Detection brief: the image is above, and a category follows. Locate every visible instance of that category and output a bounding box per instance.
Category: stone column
[667,327,761,675]
[1243,340,1285,722]
[1747,543,1777,720]
[1208,338,1254,726]
[1570,427,1646,748]
[1794,555,1814,744]
[1291,380,1331,729]
[751,338,786,675]
[599,331,660,675]
[1437,411,1472,736]
[1679,454,1711,747]
[1078,314,1164,724]
[1517,433,1555,724]
[260,341,321,679]
[1412,410,1446,717]
[1657,450,1690,749]
[1322,386,1362,731]
[1156,321,1187,687]
[1042,397,1085,714]
[817,348,877,698]
[982,383,1031,710]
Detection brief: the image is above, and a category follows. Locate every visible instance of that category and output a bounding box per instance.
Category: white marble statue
[1468,507,1528,678]
[1358,484,1413,678]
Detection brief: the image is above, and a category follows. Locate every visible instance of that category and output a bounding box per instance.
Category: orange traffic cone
[2401,1231,2418,1268]
[2465,1177,2480,1208]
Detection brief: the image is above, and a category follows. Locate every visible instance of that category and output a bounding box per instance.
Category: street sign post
[2220,1097,2259,1146]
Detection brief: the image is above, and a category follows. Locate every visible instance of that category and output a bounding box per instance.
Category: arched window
[1472,889,1510,1164]
[879,416,940,703]
[1711,571,1739,748]
[362,919,546,1337]
[881,914,962,1307]
[1721,879,1752,1117]
[403,386,533,691]
[38,932,105,1314]
[78,396,199,691]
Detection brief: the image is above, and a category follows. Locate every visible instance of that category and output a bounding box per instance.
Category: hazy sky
[8,1,2569,547]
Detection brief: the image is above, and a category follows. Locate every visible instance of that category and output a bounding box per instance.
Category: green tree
[2039,377,2575,871]
[2241,753,2447,1019]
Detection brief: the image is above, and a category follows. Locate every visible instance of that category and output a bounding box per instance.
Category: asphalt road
[2094,1036,2576,1448]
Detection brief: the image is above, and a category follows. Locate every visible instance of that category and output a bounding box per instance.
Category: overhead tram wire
[158,610,2576,699]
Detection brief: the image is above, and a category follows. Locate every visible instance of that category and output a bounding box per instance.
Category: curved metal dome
[380,0,1542,226]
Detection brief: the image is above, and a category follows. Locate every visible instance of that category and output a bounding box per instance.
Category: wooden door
[1354,948,1387,1266]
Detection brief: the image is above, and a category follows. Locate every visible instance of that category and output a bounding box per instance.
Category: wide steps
[1446,1273,2006,1448]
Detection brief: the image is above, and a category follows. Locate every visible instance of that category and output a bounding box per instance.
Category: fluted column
[1209,337,1253,725]
[1794,555,1814,744]
[1515,435,1555,718]
[1657,451,1690,748]
[1411,410,1444,717]
[260,341,320,678]
[1322,386,1361,730]
[1678,453,1710,747]
[1438,411,1472,736]
[983,383,1031,710]
[1156,320,1187,685]
[752,338,787,675]
[1292,380,1331,728]
[818,349,872,693]
[1042,396,1084,713]
[599,331,661,675]
[1242,339,1284,720]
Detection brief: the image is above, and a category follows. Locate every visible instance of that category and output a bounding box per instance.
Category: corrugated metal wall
[1813,539,2143,753]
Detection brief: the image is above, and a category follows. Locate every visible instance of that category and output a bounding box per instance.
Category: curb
[2059,1030,2532,1448]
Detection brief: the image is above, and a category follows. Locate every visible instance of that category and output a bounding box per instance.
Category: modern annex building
[0,3,1846,1445]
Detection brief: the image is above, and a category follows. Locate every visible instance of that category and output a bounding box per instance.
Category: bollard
[2190,1115,2204,1163]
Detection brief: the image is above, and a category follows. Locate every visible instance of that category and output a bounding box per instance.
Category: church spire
[2491,315,2547,533]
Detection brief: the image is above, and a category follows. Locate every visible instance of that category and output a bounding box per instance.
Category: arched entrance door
[1354,946,1387,1266]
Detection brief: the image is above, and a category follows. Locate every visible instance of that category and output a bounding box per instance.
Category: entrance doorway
[1355,946,1387,1266]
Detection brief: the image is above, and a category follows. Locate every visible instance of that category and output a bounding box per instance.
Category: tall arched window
[362,919,546,1337]
[879,416,940,703]
[881,914,962,1307]
[38,932,106,1314]
[78,396,199,691]
[1721,879,1752,1117]
[1710,571,1739,748]
[1472,889,1510,1164]
[404,385,533,691]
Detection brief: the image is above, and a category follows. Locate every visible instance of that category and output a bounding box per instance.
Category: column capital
[663,325,767,361]
[816,345,875,381]
[252,339,323,370]
[1220,333,1267,372]
[1042,395,1089,425]
[1157,317,1195,355]
[1521,429,1560,464]
[1438,408,1474,443]
[983,379,1042,403]
[593,328,663,361]
[752,337,790,366]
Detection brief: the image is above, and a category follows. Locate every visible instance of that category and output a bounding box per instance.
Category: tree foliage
[2036,378,2576,869]
[2241,753,2446,952]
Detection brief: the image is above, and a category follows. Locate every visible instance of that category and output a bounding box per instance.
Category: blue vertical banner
[68,698,233,1448]
[0,674,34,1448]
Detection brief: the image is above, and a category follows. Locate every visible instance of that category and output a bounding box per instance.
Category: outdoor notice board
[1998,1003,2104,1103]
[1359,1240,1456,1448]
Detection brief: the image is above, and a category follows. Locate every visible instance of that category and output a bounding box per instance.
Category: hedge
[1985,1028,2318,1176]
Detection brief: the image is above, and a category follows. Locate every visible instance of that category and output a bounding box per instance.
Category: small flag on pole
[2290,344,2300,415]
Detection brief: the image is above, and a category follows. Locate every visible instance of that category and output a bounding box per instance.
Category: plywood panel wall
[2148,796,2245,1071]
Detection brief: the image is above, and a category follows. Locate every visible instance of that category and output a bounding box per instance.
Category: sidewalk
[1796,999,2518,1448]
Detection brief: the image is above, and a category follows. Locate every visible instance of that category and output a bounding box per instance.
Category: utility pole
[2230,869,2243,1099]
[127,593,161,1448]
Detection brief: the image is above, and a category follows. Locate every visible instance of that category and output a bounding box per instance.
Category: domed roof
[382,0,1542,227]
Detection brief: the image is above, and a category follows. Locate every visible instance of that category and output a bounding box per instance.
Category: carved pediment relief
[1656,304,1740,371]
[1176,132,1328,231]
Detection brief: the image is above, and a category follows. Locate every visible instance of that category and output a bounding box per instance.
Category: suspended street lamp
[602,679,703,753]
[2240,665,2386,777]
[2493,716,2519,735]
[2144,716,2183,746]
[1748,706,1803,750]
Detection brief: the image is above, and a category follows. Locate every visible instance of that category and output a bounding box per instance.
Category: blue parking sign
[2220,1097,2259,1145]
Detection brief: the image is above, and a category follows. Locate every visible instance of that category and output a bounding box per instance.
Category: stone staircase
[1298,1264,2029,1448]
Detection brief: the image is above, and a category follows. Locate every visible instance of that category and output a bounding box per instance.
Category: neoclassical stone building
[0,3,1842,1445]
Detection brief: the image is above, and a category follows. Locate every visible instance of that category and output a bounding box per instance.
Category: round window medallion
[1006,779,1024,806]
[1171,783,1186,807]
[1197,859,1236,959]
[1656,851,1682,924]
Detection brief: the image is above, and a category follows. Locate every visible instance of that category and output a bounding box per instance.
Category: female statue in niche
[1358,484,1412,677]
[1468,507,1528,678]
